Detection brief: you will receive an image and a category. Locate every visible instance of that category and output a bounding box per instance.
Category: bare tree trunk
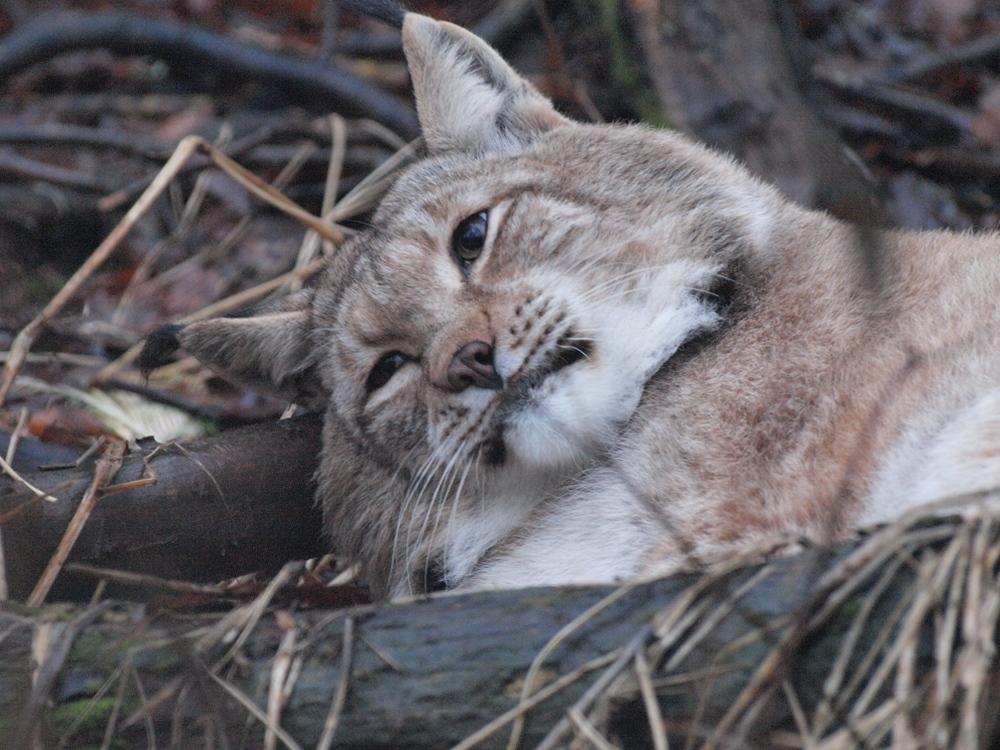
[628,0,880,221]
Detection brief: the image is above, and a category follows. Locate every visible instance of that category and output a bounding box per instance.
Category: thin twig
[129,666,158,749]
[265,611,298,750]
[878,31,1000,83]
[0,147,114,190]
[26,439,125,607]
[812,701,899,750]
[109,127,237,328]
[316,615,355,750]
[0,481,77,528]
[635,648,669,750]
[567,707,620,750]
[3,131,337,398]
[663,564,774,672]
[848,533,965,723]
[204,668,304,750]
[447,651,618,750]
[534,625,654,750]
[0,135,203,406]
[811,556,906,736]
[0,526,7,603]
[56,656,129,747]
[782,680,814,750]
[5,406,28,466]
[97,114,342,211]
[18,603,112,744]
[63,563,227,596]
[201,137,342,243]
[0,447,60,502]
[507,583,636,750]
[121,676,185,730]
[98,659,131,750]
[287,114,346,295]
[357,632,402,672]
[136,135,322,301]
[197,560,304,669]
[87,578,107,606]
[830,570,916,738]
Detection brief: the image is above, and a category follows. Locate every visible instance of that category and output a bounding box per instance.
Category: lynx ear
[401,13,571,156]
[139,293,326,407]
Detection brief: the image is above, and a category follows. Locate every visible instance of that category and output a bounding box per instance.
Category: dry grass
[566,492,1000,750]
[4,495,997,749]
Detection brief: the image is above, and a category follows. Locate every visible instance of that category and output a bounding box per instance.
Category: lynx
[144,12,1000,598]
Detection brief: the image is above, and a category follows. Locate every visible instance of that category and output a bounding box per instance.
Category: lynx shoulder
[143,13,1000,598]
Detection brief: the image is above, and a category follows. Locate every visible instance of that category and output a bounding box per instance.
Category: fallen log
[1,502,998,749]
[0,414,325,602]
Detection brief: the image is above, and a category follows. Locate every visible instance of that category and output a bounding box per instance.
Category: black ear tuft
[340,0,407,28]
[138,324,185,378]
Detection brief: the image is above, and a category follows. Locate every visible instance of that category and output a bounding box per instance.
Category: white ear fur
[401,13,571,155]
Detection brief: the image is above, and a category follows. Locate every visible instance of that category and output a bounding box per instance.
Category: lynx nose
[447,341,503,391]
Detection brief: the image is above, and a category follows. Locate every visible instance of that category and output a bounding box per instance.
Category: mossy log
[2,515,998,749]
[0,414,325,601]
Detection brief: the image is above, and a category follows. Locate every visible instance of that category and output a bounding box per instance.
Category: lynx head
[145,13,783,595]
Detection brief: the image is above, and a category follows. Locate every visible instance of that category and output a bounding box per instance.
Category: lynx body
[157,13,1000,597]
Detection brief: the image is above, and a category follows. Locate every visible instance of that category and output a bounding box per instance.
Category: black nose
[447,341,503,391]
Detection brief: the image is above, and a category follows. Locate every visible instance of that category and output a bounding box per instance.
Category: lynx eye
[365,351,409,393]
[452,210,489,267]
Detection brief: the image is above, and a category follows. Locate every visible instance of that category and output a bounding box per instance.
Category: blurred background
[0,0,998,452]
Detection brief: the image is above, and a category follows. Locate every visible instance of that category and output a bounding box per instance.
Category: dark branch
[0,11,419,138]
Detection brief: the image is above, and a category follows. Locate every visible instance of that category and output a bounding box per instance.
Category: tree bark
[1,414,325,602]
[628,0,881,222]
[0,550,821,750]
[1,533,997,750]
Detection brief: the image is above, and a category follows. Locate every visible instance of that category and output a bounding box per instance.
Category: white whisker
[556,343,592,362]
[413,437,467,560]
[422,438,472,588]
[391,440,451,586]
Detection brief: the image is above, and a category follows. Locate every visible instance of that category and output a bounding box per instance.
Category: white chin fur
[503,363,625,469]
[504,260,722,472]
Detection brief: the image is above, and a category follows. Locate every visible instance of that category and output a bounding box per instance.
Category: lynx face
[320,132,744,479]
[305,119,766,590]
[146,12,1000,596]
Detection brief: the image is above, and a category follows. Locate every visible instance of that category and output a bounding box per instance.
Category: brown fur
[158,14,1000,597]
